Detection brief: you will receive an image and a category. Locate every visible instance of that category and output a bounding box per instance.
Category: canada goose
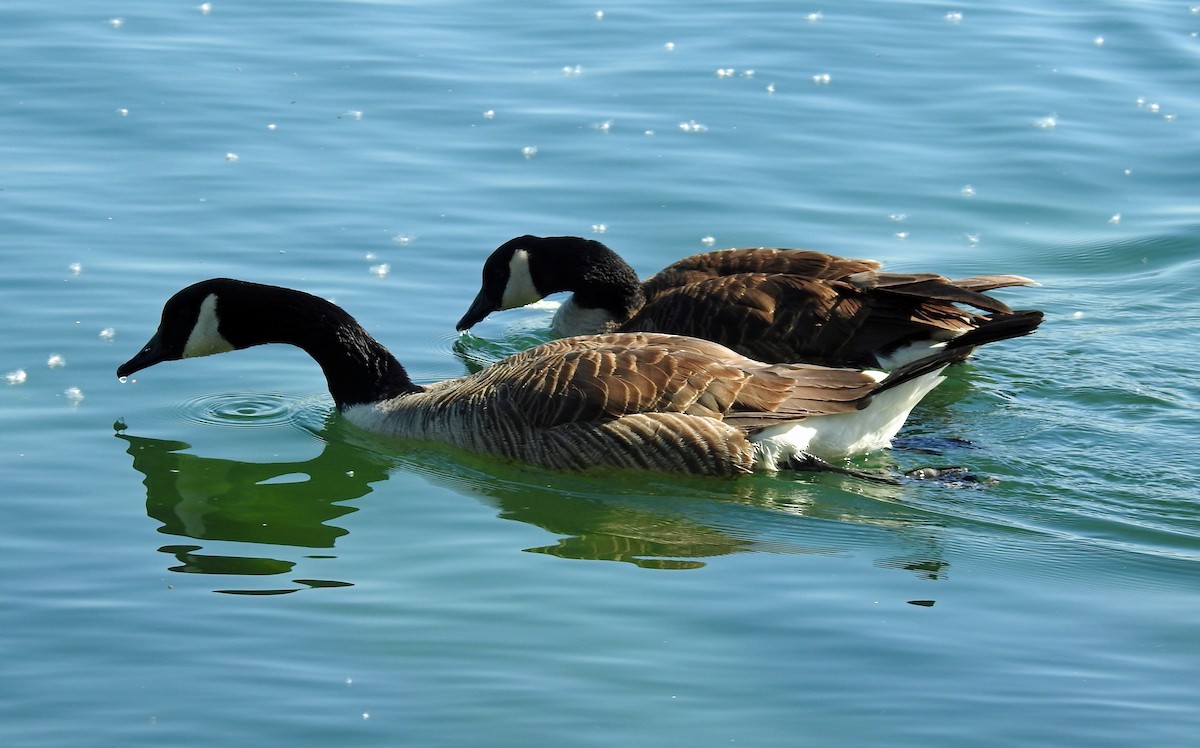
[456,235,1043,368]
[117,278,972,478]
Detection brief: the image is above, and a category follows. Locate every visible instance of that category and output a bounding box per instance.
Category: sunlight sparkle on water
[199,3,212,14]
[68,262,83,276]
[64,387,84,406]
[945,12,963,24]
[678,120,708,133]
[5,369,27,385]
[812,73,831,84]
[47,354,66,369]
[701,236,716,246]
[1034,114,1058,129]
[805,12,822,23]
[99,327,116,341]
[961,185,976,197]
[369,264,390,278]
[522,146,538,158]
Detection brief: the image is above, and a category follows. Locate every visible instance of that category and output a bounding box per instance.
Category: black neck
[528,236,646,320]
[218,281,422,408]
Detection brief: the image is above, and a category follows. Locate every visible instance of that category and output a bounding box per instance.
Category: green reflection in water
[117,425,394,593]
[118,414,958,591]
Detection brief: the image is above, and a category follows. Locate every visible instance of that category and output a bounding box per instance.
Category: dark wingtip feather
[874,346,974,395]
[946,309,1044,352]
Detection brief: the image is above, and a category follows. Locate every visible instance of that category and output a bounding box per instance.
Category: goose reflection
[116,418,392,594]
[118,416,957,590]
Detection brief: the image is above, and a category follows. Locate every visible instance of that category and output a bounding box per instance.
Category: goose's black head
[117,278,245,378]
[117,278,417,408]
[456,235,640,331]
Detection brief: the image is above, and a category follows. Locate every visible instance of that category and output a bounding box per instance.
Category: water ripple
[170,392,309,429]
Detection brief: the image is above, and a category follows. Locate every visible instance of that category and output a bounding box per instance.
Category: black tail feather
[874,346,974,396]
[946,309,1043,352]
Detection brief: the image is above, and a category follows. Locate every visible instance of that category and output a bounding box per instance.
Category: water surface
[2,1,1199,746]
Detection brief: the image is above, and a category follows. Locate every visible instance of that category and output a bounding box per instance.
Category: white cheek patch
[499,249,543,309]
[182,293,236,358]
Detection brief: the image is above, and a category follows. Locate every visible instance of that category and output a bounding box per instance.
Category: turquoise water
[3,1,1199,745]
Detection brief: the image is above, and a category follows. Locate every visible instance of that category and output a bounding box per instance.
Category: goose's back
[640,247,881,302]
[623,273,990,367]
[356,332,888,475]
